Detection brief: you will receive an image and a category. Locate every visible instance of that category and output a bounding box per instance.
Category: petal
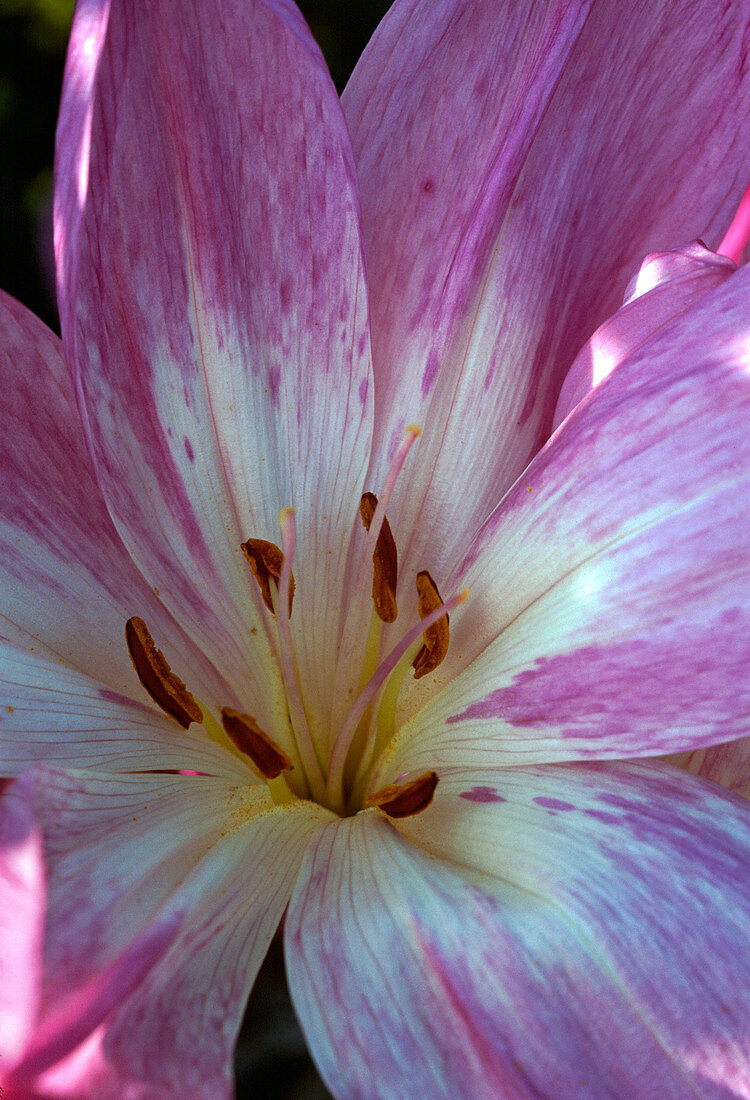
[669,736,750,800]
[384,264,750,775]
[14,767,330,1095]
[0,639,246,779]
[552,242,736,428]
[345,0,750,585]
[287,760,750,1099]
[0,290,232,715]
[55,0,373,747]
[0,782,44,1071]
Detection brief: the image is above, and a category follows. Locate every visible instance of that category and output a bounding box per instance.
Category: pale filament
[325,587,469,808]
[276,507,326,801]
[365,425,421,559]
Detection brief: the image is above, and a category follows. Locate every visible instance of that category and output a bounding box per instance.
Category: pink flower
[2,0,750,1095]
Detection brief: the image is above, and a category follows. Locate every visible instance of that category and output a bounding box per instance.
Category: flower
[2,0,750,1096]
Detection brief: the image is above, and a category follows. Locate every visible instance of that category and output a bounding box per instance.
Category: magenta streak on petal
[183,437,195,463]
[96,689,160,715]
[582,809,622,825]
[413,925,541,1099]
[420,348,440,398]
[533,797,575,811]
[460,786,506,803]
[266,364,281,408]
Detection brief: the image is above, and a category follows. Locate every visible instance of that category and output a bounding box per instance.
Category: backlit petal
[345,0,750,585]
[13,767,330,1096]
[0,782,44,1071]
[553,242,735,427]
[384,264,750,775]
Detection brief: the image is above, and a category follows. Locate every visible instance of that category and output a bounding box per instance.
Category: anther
[125,616,202,729]
[366,770,439,818]
[412,571,449,679]
[360,492,398,623]
[221,708,293,779]
[242,538,294,616]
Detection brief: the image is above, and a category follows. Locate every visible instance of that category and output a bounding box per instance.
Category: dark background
[1,0,390,333]
[1,1,391,1096]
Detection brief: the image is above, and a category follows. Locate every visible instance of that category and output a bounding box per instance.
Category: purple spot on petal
[421,349,440,398]
[359,375,369,407]
[460,785,506,803]
[534,797,575,812]
[267,365,280,407]
[422,178,434,195]
[583,809,622,825]
[184,437,194,463]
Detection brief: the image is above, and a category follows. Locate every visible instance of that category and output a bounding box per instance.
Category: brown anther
[366,770,439,818]
[412,570,449,679]
[359,492,398,623]
[125,617,202,729]
[242,538,294,616]
[221,707,293,779]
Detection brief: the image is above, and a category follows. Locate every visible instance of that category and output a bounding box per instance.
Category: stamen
[221,707,293,779]
[717,180,750,265]
[242,538,295,616]
[360,492,398,623]
[326,587,469,804]
[366,771,439,818]
[364,425,420,559]
[276,508,326,800]
[125,617,202,729]
[412,571,449,679]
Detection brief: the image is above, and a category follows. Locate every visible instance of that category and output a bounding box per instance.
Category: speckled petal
[345,0,750,589]
[287,760,750,1099]
[55,0,373,753]
[383,263,750,775]
[0,289,234,717]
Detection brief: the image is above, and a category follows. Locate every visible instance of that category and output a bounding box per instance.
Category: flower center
[125,428,468,817]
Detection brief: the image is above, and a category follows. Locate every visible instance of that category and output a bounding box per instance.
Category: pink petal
[0,782,44,1071]
[0,290,233,716]
[385,264,750,774]
[13,767,329,1095]
[287,761,750,1098]
[553,241,736,428]
[54,0,373,741]
[345,0,750,586]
